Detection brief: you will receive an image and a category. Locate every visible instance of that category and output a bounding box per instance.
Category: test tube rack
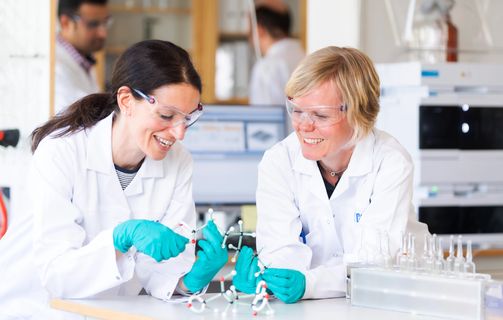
[350,267,499,320]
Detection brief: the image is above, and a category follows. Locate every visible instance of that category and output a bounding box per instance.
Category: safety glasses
[285,97,347,127]
[72,15,113,31]
[133,88,204,128]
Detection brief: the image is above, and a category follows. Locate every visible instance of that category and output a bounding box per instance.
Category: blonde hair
[285,46,380,143]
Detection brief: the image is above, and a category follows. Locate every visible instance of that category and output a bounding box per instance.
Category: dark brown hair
[58,0,108,18]
[256,5,291,39]
[31,40,202,152]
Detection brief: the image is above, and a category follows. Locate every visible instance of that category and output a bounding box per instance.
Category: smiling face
[133,83,200,160]
[291,81,354,163]
[113,83,201,167]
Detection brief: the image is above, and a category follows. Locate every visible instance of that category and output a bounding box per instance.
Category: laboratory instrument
[377,62,503,248]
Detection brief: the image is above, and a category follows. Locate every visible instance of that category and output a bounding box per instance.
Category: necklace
[318,161,346,178]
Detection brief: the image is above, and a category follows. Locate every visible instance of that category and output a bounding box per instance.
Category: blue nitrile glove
[262,268,305,304]
[183,220,228,293]
[232,246,260,294]
[113,219,188,262]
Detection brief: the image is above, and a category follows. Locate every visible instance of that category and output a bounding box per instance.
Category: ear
[116,86,135,116]
[256,24,267,38]
[59,14,74,30]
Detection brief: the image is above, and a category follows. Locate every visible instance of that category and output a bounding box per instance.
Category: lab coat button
[115,275,120,280]
[327,219,331,224]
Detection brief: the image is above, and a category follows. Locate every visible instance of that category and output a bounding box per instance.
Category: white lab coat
[0,113,196,319]
[256,129,429,300]
[249,38,305,105]
[54,40,100,114]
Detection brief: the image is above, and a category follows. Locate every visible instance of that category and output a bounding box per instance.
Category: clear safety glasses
[133,88,204,128]
[285,97,347,127]
[72,15,113,31]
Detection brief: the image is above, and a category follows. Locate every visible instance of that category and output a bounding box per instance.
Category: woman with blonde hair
[234,46,428,303]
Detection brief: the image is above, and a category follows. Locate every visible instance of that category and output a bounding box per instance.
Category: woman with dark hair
[0,40,227,318]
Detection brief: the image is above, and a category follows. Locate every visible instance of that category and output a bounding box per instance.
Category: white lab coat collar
[86,112,164,179]
[291,136,327,203]
[292,148,317,177]
[344,130,375,178]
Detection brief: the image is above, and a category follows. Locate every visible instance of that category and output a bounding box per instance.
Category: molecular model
[175,209,274,316]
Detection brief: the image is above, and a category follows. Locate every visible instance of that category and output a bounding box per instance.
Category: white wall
[0,0,51,226]
[306,0,362,53]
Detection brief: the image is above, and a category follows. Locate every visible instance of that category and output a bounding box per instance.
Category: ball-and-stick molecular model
[174,208,216,244]
[179,209,274,316]
[186,272,273,316]
[223,220,256,263]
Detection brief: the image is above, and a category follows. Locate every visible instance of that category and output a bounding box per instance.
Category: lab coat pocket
[341,200,369,256]
[349,176,373,224]
[304,215,338,267]
[341,222,363,257]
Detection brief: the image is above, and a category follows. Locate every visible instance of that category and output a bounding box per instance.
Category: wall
[361,0,503,63]
[0,0,51,226]
[306,0,361,53]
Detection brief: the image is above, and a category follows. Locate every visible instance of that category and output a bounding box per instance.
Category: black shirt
[317,162,341,198]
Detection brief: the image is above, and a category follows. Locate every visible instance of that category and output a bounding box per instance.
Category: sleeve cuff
[115,249,135,282]
[102,228,135,284]
[147,274,180,300]
[175,281,209,296]
[135,242,196,300]
[302,268,317,299]
[301,264,347,299]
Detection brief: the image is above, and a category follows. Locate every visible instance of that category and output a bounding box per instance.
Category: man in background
[249,0,305,105]
[55,0,110,114]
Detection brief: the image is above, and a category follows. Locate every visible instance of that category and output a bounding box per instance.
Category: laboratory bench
[473,249,503,280]
[51,294,441,320]
[48,251,503,319]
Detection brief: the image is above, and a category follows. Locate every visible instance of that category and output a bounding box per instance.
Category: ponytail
[31,93,117,152]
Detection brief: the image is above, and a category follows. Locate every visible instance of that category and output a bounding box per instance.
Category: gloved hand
[232,246,260,294]
[262,268,305,304]
[113,219,188,262]
[183,220,228,293]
